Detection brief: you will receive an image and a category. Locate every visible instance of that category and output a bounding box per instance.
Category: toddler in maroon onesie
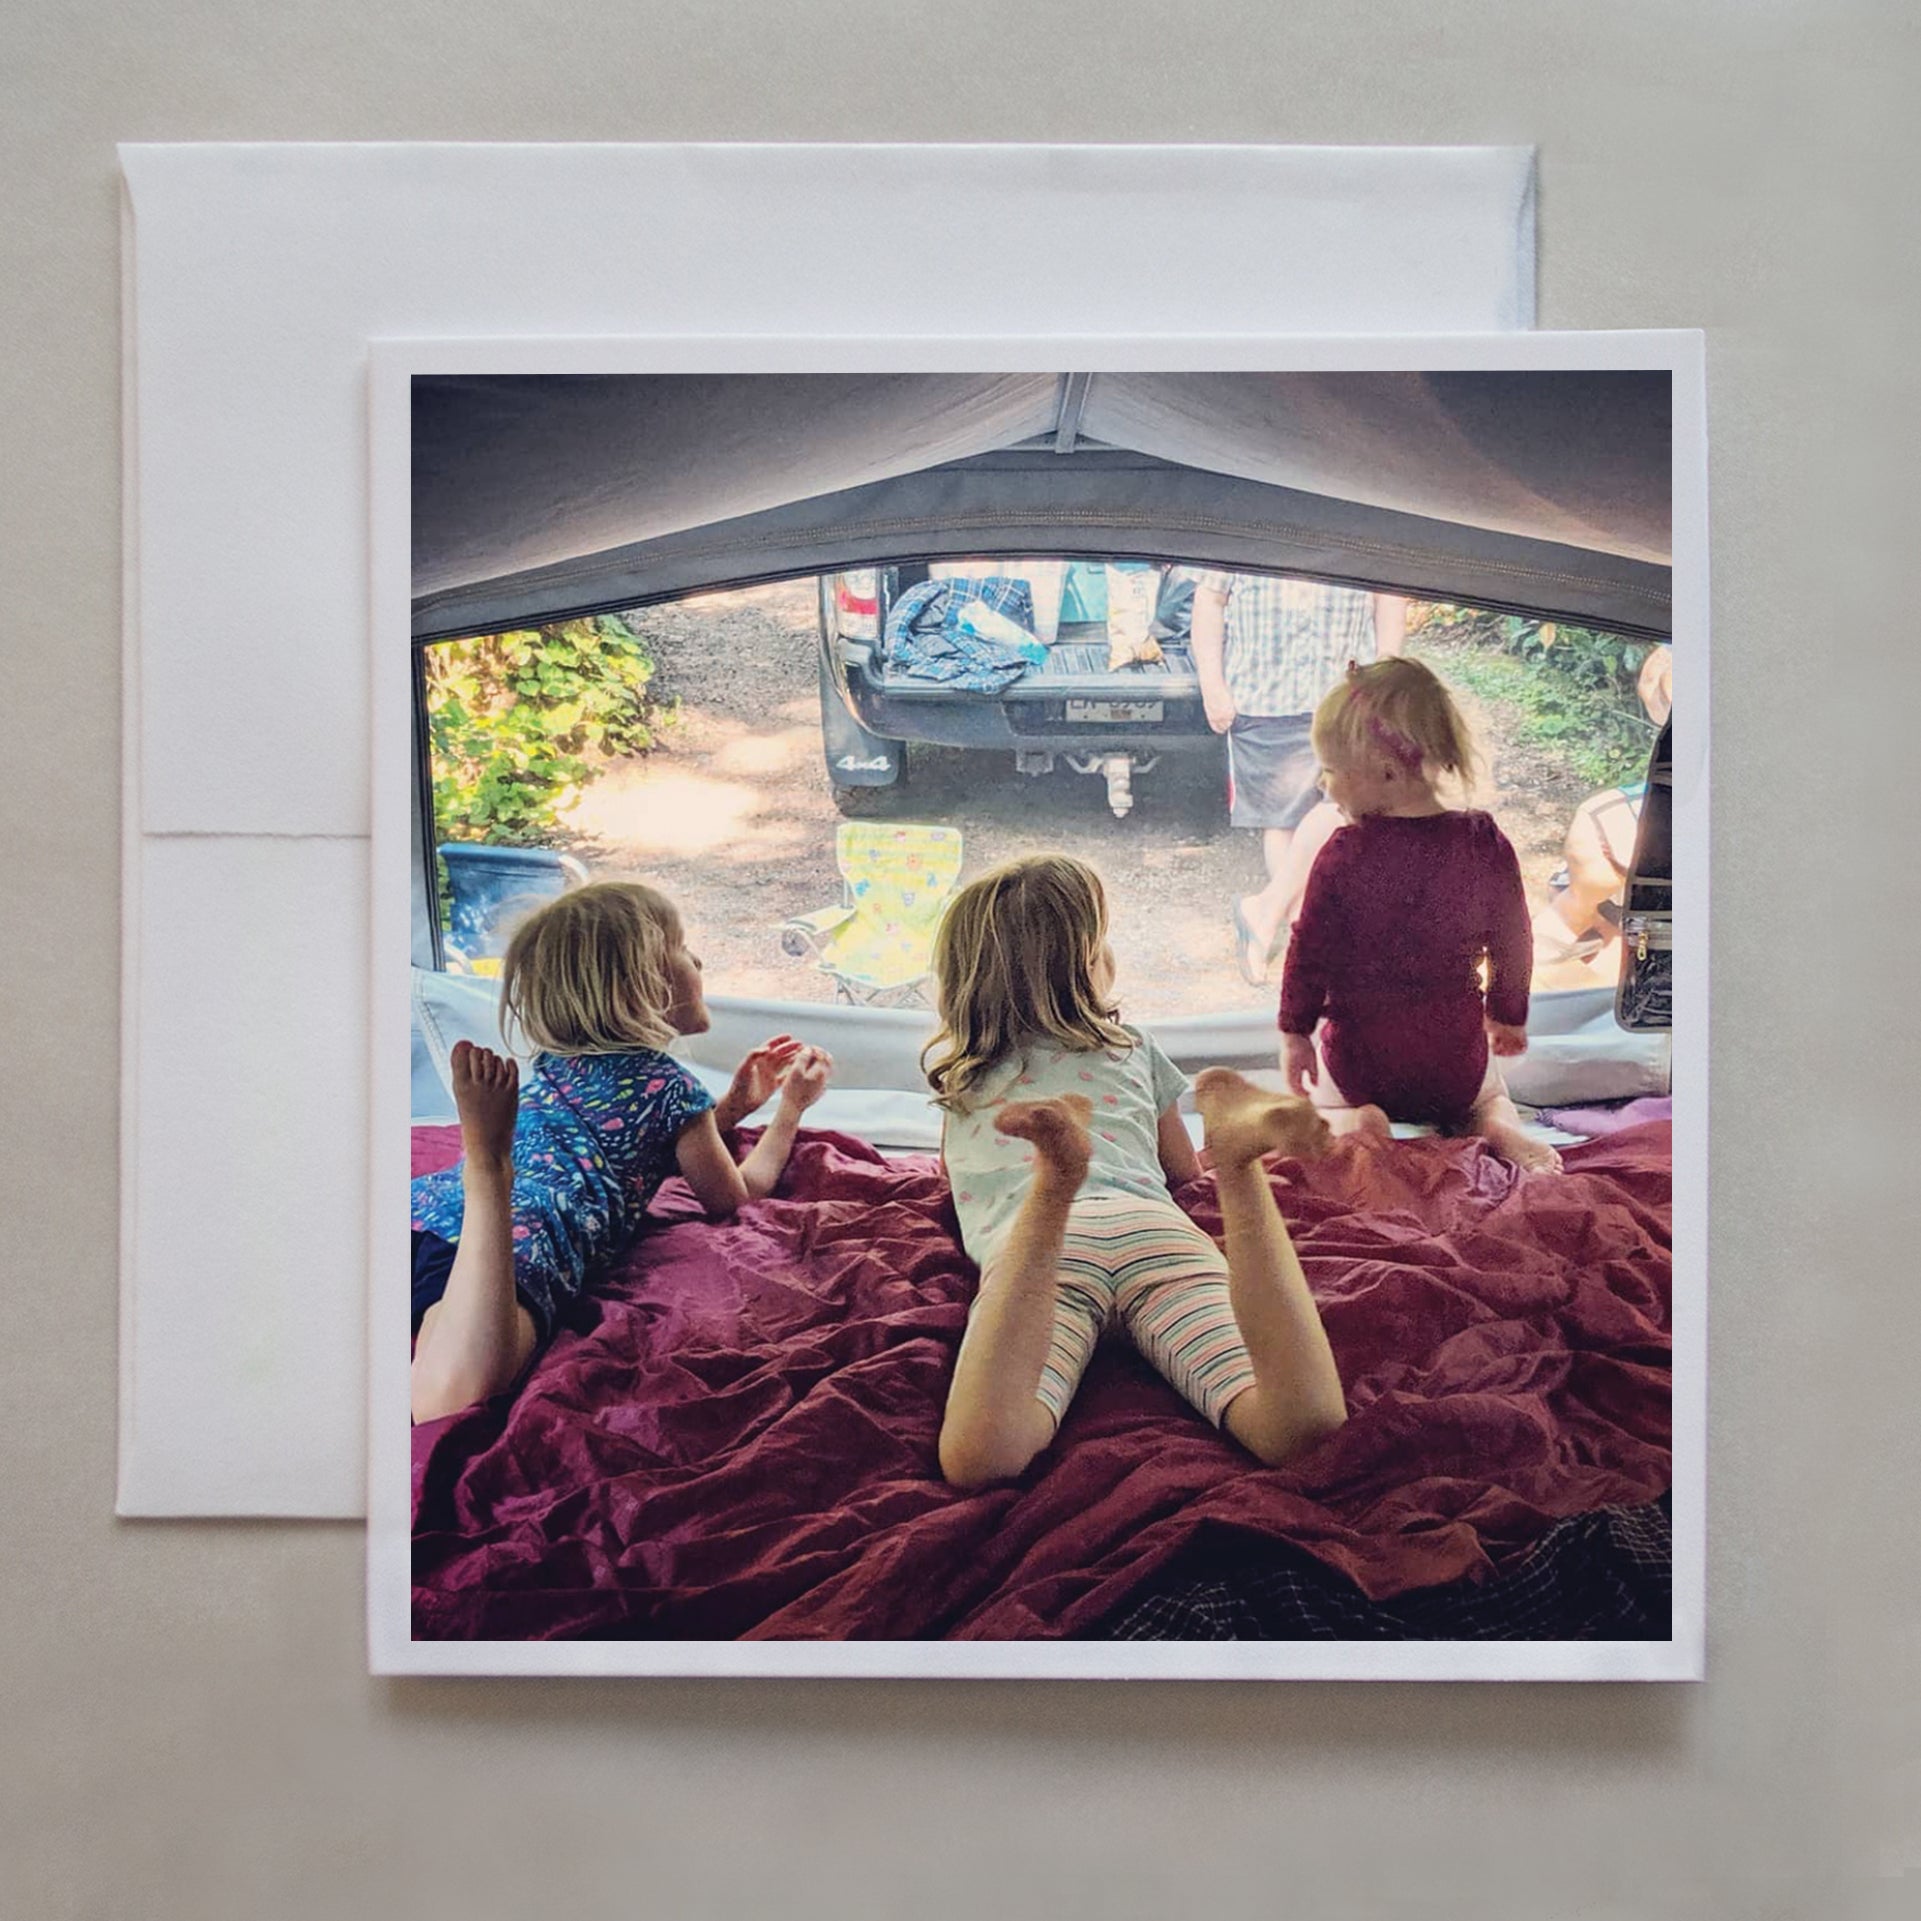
[1278,658,1563,1174]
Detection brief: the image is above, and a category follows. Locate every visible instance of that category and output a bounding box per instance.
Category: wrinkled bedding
[411,1123,1671,1640]
[1104,1497,1672,1640]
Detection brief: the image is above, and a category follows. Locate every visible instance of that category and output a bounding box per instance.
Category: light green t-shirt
[939,1026,1190,1265]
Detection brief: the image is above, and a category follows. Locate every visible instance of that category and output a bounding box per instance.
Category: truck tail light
[832,571,879,641]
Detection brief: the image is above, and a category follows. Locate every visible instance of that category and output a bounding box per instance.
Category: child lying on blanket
[1278,656,1562,1174]
[410,881,832,1424]
[924,854,1347,1487]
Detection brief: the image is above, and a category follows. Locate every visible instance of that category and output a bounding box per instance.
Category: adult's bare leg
[1243,800,1345,959]
[1232,823,1298,984]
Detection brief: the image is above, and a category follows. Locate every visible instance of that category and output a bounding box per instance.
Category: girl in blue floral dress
[410,881,832,1424]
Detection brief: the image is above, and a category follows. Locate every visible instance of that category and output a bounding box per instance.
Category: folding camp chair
[779,822,964,1007]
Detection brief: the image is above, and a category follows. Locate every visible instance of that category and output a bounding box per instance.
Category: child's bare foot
[1474,1112,1564,1175]
[995,1094,1093,1189]
[1194,1068,1334,1170]
[452,1039,519,1176]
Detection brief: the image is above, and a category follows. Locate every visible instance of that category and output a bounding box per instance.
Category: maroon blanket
[411,1124,1671,1639]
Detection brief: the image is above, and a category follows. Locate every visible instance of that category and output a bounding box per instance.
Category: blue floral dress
[411,1049,713,1339]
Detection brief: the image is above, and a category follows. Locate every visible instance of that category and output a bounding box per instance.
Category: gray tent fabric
[1074,372,1670,563]
[412,373,1061,600]
[411,370,1672,642]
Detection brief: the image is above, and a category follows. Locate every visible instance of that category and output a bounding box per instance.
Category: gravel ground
[560,582,1603,1021]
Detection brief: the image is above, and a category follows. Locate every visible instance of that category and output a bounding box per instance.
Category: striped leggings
[979,1190,1256,1429]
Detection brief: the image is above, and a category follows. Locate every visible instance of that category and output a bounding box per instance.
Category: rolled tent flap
[411,370,1672,641]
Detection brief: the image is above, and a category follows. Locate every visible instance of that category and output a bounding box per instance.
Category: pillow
[1498,987,1671,1106]
[1138,988,1668,1108]
[408,971,947,1148]
[410,1019,457,1126]
[410,973,1666,1136]
[410,966,531,1122]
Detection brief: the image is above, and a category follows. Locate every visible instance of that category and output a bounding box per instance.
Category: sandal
[1231,898,1270,987]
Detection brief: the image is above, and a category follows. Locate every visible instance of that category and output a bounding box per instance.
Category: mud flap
[819,649,902,789]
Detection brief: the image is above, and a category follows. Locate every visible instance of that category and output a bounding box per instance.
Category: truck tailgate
[880,641,1200,700]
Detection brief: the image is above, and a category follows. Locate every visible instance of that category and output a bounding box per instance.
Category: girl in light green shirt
[924,854,1348,1488]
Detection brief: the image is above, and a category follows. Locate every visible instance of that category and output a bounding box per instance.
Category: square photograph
[373,341,1702,1676]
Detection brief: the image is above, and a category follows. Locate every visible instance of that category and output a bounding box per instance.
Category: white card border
[370,329,1706,1680]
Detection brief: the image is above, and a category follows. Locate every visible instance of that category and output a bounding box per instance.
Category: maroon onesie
[1278,810,1532,1125]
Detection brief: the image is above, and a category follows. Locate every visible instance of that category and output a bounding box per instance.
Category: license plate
[1065,698,1164,723]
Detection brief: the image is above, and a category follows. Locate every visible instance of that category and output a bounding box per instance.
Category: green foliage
[425,614,673,846]
[1417,605,1651,696]
[1410,605,1660,791]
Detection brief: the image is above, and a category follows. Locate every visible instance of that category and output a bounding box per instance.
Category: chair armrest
[781,906,855,937]
[778,904,856,961]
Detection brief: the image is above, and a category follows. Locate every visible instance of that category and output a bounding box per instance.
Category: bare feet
[1193,1068,1334,1169]
[1476,1114,1564,1175]
[451,1039,519,1177]
[995,1094,1093,1189]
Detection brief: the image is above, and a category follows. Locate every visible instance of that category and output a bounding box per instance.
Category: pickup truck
[816,557,1219,818]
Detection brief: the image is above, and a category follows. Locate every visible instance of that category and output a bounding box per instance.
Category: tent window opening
[415,568,1667,1023]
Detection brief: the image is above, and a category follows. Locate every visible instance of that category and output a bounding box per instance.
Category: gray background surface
[3,3,1914,1915]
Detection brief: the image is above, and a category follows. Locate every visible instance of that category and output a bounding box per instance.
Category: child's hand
[721,1034,804,1125]
[1486,1019,1528,1058]
[777,1045,834,1114]
[1281,1032,1320,1098]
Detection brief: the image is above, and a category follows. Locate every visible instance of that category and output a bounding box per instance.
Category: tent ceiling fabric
[1075,372,1670,565]
[412,373,1063,599]
[412,370,1672,640]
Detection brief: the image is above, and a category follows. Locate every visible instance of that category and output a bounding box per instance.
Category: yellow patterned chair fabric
[779,823,964,1006]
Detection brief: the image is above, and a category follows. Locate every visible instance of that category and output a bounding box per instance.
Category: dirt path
[560,583,1591,1020]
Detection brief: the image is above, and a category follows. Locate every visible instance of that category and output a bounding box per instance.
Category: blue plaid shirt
[1197,571,1378,719]
[885,576,1039,694]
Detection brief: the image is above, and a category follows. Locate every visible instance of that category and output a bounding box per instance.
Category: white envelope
[118,142,1537,1517]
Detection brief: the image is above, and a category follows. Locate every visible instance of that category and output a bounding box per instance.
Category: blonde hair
[1312,656,1483,799]
[498,880,684,1056]
[923,855,1131,1112]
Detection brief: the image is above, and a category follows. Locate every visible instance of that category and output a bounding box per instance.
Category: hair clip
[1365,709,1425,770]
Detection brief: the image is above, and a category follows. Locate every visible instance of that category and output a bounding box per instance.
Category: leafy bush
[425,614,674,845]
[1410,604,1660,791]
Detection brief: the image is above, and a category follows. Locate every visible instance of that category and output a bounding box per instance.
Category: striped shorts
[980,1190,1257,1429]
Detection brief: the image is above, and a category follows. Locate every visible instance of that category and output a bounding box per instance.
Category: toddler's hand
[778,1045,834,1113]
[1281,1032,1320,1098]
[1486,1019,1528,1058]
[725,1034,804,1120]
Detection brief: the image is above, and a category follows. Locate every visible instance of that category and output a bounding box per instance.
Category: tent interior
[406,366,1680,1643]
[408,368,1674,1141]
